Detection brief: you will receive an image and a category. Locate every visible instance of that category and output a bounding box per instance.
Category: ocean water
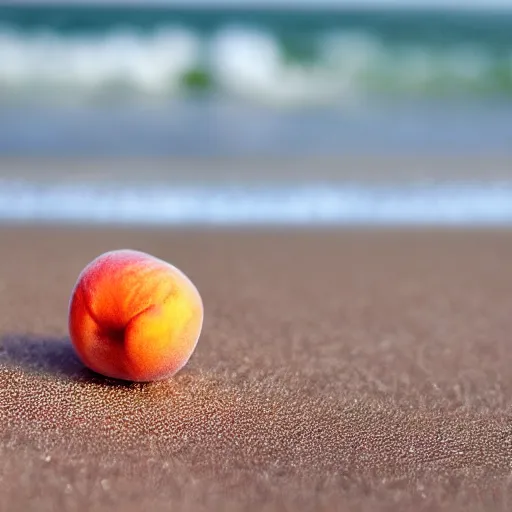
[1,5,512,226]
[1,5,512,156]
[1,5,512,105]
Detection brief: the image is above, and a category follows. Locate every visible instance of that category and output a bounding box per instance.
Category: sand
[2,155,512,185]
[1,226,512,511]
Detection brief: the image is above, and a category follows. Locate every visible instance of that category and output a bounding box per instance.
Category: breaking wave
[1,25,511,106]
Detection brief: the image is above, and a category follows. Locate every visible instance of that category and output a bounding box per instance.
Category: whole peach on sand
[68,250,203,382]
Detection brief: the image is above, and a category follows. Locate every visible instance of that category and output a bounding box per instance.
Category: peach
[68,249,203,382]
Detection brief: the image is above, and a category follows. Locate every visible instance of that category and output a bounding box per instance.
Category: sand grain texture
[1,227,512,511]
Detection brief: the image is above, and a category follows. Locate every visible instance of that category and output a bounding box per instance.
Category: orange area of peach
[69,284,128,379]
[68,250,203,382]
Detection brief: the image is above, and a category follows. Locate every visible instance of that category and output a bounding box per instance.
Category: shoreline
[1,155,512,227]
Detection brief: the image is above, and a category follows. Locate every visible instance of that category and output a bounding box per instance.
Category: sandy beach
[1,225,511,511]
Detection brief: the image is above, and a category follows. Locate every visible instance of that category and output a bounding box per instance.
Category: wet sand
[1,226,512,511]
[2,155,512,185]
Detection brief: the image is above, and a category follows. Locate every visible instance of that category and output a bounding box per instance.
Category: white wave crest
[0,25,510,105]
[0,26,201,98]
[210,27,343,105]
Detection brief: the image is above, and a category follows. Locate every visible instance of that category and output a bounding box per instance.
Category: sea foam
[2,181,512,226]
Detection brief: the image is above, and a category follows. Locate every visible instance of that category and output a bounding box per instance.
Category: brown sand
[1,226,511,511]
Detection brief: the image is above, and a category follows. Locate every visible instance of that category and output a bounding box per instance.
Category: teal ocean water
[1,5,512,104]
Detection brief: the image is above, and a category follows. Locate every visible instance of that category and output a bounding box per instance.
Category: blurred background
[1,0,512,226]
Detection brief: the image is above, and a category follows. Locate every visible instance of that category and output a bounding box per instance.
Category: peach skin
[68,249,203,382]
